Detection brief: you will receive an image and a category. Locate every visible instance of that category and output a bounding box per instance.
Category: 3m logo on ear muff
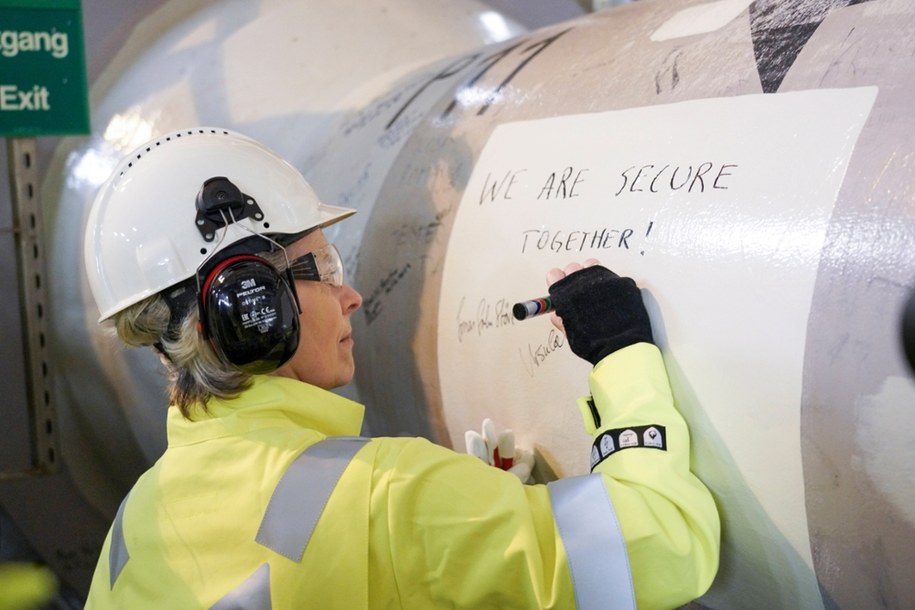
[198,254,301,374]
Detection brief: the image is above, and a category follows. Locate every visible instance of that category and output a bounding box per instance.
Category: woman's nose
[341,283,362,314]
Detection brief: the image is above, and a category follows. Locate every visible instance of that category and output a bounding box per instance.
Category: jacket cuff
[577,342,673,433]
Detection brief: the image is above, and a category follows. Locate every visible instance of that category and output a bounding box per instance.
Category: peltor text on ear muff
[198,254,300,374]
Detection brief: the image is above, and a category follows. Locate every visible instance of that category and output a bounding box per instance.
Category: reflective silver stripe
[210,563,271,610]
[255,437,368,562]
[109,493,130,589]
[549,474,635,610]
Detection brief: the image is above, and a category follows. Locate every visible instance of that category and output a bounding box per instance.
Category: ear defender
[198,254,300,374]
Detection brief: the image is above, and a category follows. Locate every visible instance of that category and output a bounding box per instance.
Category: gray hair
[112,292,251,418]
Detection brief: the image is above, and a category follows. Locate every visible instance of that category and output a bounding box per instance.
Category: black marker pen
[512,296,554,321]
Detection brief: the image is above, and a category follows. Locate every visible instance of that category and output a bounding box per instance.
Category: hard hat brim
[314,203,357,231]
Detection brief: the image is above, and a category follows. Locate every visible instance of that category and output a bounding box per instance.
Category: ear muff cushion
[201,255,299,374]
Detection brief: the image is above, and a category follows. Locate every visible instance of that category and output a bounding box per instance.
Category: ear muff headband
[198,254,300,374]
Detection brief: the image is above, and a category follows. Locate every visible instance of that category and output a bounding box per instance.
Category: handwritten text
[520,328,565,377]
[456,296,516,342]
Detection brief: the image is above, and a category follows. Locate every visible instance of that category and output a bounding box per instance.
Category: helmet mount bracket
[194,176,266,242]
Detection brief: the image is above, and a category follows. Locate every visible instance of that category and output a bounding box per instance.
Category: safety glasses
[284,243,345,287]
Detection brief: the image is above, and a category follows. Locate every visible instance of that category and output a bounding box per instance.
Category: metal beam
[3,138,60,479]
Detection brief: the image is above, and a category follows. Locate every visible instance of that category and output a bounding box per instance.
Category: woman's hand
[545,258,600,334]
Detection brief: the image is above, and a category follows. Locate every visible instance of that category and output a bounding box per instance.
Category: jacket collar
[166,375,366,447]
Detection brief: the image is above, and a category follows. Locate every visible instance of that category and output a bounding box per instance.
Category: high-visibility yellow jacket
[86,342,719,609]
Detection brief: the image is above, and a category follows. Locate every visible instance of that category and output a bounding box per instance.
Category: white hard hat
[84,128,355,322]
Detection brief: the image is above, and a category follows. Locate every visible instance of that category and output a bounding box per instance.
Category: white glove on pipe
[465,418,534,483]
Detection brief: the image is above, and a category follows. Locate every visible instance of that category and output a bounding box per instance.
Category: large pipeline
[14,0,915,607]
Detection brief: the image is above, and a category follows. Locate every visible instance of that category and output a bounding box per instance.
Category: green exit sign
[0,0,89,136]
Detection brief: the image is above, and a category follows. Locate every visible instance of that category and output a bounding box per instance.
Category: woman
[83,128,719,609]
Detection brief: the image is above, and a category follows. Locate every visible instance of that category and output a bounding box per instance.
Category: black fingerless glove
[548,265,654,365]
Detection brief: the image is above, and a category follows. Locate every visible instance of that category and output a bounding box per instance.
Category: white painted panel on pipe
[650,0,754,41]
[437,87,876,608]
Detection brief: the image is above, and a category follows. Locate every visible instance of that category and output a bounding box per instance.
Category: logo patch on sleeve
[590,425,667,470]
